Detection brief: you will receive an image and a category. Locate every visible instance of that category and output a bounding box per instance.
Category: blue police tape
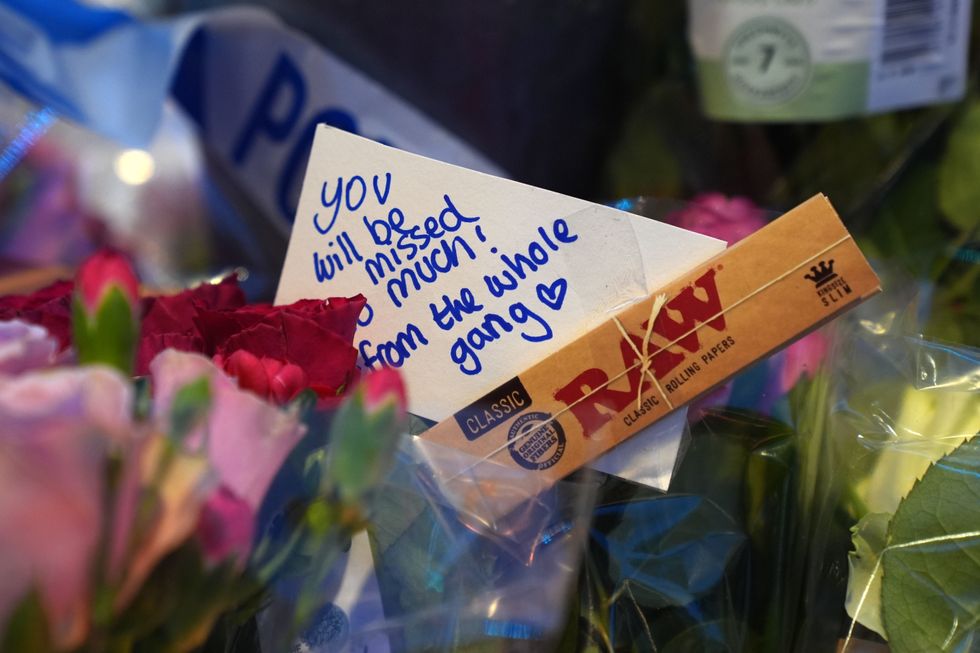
[0,0,501,224]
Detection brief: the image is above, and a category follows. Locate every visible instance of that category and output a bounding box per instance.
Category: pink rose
[779,331,829,393]
[0,366,133,649]
[72,250,141,374]
[149,349,305,514]
[326,368,408,505]
[196,486,255,567]
[670,193,767,245]
[363,366,408,415]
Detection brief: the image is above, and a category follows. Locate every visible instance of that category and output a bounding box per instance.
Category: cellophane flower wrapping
[309,420,601,653]
[561,405,807,653]
[793,270,979,653]
[538,194,812,653]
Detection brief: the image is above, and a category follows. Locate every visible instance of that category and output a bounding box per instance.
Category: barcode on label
[881,0,943,64]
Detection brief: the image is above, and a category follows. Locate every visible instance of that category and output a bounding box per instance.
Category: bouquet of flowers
[0,251,407,653]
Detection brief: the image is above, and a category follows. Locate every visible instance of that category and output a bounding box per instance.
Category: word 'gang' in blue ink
[360,323,429,369]
[450,301,554,376]
[430,288,484,331]
[314,173,392,235]
[484,218,578,298]
[313,231,363,282]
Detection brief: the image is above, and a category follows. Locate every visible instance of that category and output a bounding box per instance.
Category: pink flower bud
[780,331,829,392]
[670,193,767,245]
[75,249,139,316]
[196,486,255,566]
[361,367,407,415]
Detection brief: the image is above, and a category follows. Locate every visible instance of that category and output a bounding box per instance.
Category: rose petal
[220,349,271,400]
[0,366,133,648]
[196,486,255,566]
[0,320,58,374]
[136,332,204,377]
[150,350,305,511]
[138,276,245,373]
[0,281,73,350]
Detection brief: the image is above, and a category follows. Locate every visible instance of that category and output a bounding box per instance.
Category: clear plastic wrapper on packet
[419,194,878,514]
[793,268,980,653]
[262,432,602,653]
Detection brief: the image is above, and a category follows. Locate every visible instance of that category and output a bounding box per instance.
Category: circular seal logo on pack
[724,17,811,106]
[295,602,349,652]
[507,411,566,471]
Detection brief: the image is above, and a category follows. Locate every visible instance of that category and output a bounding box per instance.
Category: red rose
[199,296,366,405]
[216,350,308,405]
[2,270,365,407]
[0,280,73,349]
[135,276,245,375]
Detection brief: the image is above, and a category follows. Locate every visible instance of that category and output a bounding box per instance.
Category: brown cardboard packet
[419,194,880,513]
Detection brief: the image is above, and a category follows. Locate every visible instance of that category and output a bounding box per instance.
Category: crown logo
[804,259,837,287]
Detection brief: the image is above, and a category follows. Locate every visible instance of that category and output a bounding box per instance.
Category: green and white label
[725,17,812,105]
[688,0,973,121]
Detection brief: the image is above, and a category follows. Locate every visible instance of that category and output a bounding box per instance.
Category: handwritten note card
[276,127,724,479]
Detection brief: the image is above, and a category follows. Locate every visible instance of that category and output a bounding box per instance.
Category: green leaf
[939,101,980,232]
[132,375,153,420]
[72,287,139,375]
[881,436,980,652]
[605,85,684,200]
[845,512,890,638]
[661,619,741,653]
[1,591,53,653]
[853,384,979,517]
[288,387,319,418]
[860,162,946,278]
[775,115,909,213]
[326,394,403,505]
[168,376,212,442]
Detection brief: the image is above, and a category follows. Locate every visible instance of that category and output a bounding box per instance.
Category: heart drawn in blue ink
[537,279,568,311]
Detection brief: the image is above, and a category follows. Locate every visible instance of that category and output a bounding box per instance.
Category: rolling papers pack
[421,194,880,497]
